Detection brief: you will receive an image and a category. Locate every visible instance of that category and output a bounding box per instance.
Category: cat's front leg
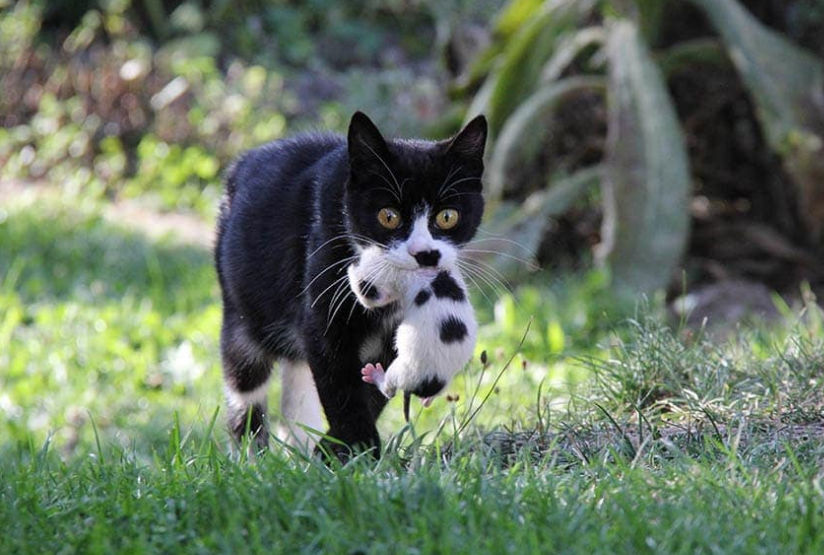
[306,348,384,461]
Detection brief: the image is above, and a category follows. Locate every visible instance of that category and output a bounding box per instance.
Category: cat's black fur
[214,112,487,459]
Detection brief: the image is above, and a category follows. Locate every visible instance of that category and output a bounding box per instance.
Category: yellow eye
[377,207,402,229]
[435,209,460,230]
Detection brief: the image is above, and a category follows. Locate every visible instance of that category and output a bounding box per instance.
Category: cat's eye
[435,209,460,230]
[377,207,402,230]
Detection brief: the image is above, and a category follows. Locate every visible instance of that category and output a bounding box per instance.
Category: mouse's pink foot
[361,362,385,385]
[421,397,433,408]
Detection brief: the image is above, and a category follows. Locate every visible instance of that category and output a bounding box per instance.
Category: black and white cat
[214,111,487,459]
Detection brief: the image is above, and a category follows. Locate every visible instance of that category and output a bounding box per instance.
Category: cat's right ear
[348,112,390,173]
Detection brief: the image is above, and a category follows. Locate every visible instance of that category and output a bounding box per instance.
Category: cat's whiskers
[307,233,353,260]
[439,176,481,201]
[344,296,360,328]
[461,248,539,271]
[299,255,358,295]
[398,177,411,198]
[309,232,388,261]
[326,278,354,328]
[310,274,351,320]
[458,255,513,291]
[458,262,511,299]
[310,273,351,309]
[368,180,402,204]
[455,261,497,309]
[457,264,510,310]
[326,256,383,327]
[324,258,390,334]
[470,231,535,256]
[363,143,403,201]
[439,191,481,202]
[437,165,463,198]
[315,239,395,328]
[457,257,524,311]
[345,233,388,250]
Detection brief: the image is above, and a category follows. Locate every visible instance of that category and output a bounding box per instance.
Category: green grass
[3,191,824,553]
[4,436,824,554]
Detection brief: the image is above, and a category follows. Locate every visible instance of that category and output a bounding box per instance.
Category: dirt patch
[471,419,824,466]
[0,178,214,250]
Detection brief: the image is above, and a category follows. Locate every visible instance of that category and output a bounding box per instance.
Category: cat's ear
[348,111,390,172]
[445,115,487,164]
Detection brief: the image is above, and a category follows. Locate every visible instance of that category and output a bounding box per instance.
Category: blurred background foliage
[0,0,497,214]
[2,0,823,300]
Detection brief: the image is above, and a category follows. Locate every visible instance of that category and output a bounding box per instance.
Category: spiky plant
[462,0,824,299]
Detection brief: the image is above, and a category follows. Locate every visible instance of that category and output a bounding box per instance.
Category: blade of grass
[457,319,532,435]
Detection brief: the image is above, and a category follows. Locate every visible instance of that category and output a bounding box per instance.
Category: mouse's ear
[348,111,390,172]
[445,115,487,164]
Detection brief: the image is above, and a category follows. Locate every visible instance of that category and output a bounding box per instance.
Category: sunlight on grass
[4,192,824,460]
[5,193,824,554]
[0,191,615,455]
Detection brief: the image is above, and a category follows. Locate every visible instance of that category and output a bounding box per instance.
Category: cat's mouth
[401,263,439,274]
[390,263,439,278]
[381,257,438,273]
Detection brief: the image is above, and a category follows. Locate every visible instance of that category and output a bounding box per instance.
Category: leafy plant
[0,0,289,216]
[467,0,824,299]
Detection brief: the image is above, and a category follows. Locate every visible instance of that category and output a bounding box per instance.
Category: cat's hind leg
[277,359,324,454]
[221,308,273,454]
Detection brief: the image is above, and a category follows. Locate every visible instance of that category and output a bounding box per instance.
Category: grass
[4,436,824,554]
[3,190,824,553]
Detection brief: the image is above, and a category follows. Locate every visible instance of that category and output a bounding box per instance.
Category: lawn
[3,189,824,554]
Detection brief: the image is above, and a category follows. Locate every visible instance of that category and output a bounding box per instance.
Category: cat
[214,111,487,459]
[348,246,477,411]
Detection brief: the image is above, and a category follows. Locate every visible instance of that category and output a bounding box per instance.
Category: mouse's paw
[361,362,386,385]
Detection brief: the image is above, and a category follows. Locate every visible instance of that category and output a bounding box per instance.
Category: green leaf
[635,0,667,44]
[493,0,546,38]
[655,38,729,77]
[690,0,824,243]
[463,72,497,126]
[487,75,606,200]
[459,0,545,94]
[486,0,597,133]
[539,26,606,84]
[599,20,691,299]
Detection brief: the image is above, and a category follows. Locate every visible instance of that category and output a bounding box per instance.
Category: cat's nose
[412,249,441,267]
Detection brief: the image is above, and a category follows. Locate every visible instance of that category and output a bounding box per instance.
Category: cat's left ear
[445,115,488,164]
[348,111,390,172]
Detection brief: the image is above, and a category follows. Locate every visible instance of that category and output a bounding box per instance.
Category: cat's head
[344,111,487,283]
